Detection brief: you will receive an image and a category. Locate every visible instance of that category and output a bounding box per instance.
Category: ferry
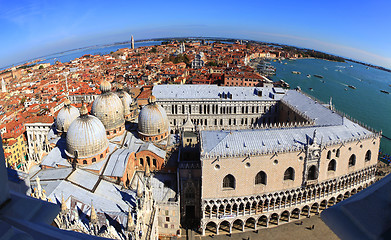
[314,74,323,78]
[292,71,301,74]
[380,90,390,94]
[348,85,356,89]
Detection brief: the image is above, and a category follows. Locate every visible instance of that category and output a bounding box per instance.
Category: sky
[1,0,390,69]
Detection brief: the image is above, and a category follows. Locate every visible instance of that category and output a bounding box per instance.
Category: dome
[66,106,108,159]
[92,82,125,131]
[56,99,80,133]
[100,79,112,93]
[138,96,169,140]
[115,85,133,116]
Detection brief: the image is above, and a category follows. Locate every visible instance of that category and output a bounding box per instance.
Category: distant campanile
[131,35,134,49]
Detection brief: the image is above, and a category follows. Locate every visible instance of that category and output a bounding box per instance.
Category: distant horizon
[1,1,390,70]
[1,35,390,72]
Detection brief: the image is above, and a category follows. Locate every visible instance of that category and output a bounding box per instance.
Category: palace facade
[152,84,380,235]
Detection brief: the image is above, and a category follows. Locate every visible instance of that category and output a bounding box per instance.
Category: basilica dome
[91,80,125,137]
[66,105,109,164]
[138,95,169,141]
[56,99,80,133]
[115,85,133,117]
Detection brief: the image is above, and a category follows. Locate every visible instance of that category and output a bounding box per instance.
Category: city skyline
[1,0,390,69]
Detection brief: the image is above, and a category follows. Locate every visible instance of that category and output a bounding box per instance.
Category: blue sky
[1,0,390,69]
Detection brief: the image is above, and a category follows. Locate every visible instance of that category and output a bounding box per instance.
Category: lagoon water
[271,59,391,153]
[39,42,391,153]
[39,41,162,65]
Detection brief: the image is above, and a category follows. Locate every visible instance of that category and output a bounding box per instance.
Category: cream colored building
[198,90,379,235]
[153,85,380,235]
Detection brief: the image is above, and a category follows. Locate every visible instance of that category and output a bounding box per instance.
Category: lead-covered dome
[91,80,125,131]
[138,95,169,141]
[66,105,109,161]
[115,85,133,117]
[56,99,80,133]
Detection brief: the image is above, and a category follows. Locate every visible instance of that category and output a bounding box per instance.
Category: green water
[270,59,391,153]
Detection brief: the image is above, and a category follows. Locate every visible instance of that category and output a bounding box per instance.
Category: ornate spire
[148,95,156,104]
[145,163,150,177]
[136,178,143,198]
[61,194,67,214]
[90,202,98,225]
[79,104,88,116]
[313,129,317,145]
[64,98,71,106]
[127,207,135,231]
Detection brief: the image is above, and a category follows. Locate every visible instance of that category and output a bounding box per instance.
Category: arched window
[92,158,96,163]
[336,149,340,158]
[255,171,267,185]
[328,159,336,171]
[100,154,103,159]
[348,154,356,167]
[365,150,371,162]
[83,160,87,164]
[307,165,318,180]
[146,156,150,166]
[327,150,331,159]
[284,167,295,181]
[140,158,144,166]
[223,174,235,189]
[153,158,157,167]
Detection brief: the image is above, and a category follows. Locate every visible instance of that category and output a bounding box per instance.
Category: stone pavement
[179,215,339,240]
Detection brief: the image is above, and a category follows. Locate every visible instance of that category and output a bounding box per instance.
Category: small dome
[92,87,125,131]
[115,87,133,116]
[56,100,80,133]
[100,80,112,93]
[138,96,169,140]
[66,113,108,159]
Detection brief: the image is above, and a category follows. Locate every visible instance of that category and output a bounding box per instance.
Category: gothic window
[365,150,371,162]
[83,160,87,164]
[284,167,295,181]
[336,149,340,158]
[348,154,356,167]
[307,165,318,180]
[92,158,96,163]
[223,174,235,189]
[140,158,144,166]
[328,160,336,171]
[153,158,157,167]
[255,171,267,185]
[327,150,331,159]
[146,156,151,166]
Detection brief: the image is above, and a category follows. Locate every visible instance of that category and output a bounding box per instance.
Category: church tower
[131,35,135,49]
[1,77,6,93]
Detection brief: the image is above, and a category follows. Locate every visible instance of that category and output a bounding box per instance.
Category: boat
[348,85,356,89]
[309,88,313,91]
[344,88,348,91]
[314,75,323,78]
[292,71,301,74]
[307,74,311,78]
[320,80,325,83]
[380,90,390,94]
[350,65,353,67]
